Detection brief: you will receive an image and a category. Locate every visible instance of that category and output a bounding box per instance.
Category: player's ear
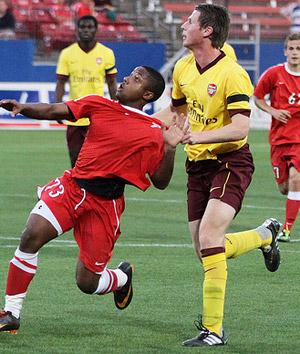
[143,90,154,102]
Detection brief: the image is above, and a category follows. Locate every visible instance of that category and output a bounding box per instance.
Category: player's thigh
[74,195,125,274]
[270,145,289,186]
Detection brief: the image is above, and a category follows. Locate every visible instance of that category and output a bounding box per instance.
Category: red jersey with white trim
[65,95,165,191]
[254,63,300,145]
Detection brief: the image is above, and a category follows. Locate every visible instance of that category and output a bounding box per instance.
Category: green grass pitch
[0,129,300,353]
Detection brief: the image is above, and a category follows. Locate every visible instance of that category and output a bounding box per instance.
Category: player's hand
[162,113,188,148]
[181,131,200,145]
[271,108,291,124]
[0,99,22,117]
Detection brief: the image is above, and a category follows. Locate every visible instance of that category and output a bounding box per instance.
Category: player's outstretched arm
[0,99,70,120]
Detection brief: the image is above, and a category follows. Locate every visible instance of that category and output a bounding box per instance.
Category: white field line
[0,193,285,211]
[0,237,300,253]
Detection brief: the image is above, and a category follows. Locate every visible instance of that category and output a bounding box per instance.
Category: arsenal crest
[207,83,217,97]
[96,57,103,65]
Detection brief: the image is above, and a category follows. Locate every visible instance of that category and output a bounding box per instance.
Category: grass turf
[0,129,300,353]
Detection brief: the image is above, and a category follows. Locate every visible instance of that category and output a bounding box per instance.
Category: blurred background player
[55,15,118,167]
[156,3,281,346]
[94,0,117,21]
[0,66,187,334]
[0,0,15,39]
[281,1,300,34]
[72,0,95,20]
[254,32,300,242]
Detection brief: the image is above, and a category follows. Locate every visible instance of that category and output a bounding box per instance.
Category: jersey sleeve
[171,60,187,106]
[105,48,117,75]
[226,66,253,111]
[253,68,274,99]
[65,95,105,121]
[56,49,69,77]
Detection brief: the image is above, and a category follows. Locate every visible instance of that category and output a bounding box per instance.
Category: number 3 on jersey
[44,178,65,198]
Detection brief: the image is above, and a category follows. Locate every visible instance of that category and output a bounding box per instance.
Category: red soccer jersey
[254,63,300,145]
[66,95,165,191]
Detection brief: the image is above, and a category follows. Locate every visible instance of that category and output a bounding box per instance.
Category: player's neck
[192,46,221,68]
[287,62,300,73]
[118,99,144,111]
[78,40,97,53]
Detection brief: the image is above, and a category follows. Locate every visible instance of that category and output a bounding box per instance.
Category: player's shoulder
[221,56,246,73]
[176,52,194,66]
[260,63,284,79]
[266,63,284,73]
[95,42,115,55]
[173,53,194,74]
[59,42,79,56]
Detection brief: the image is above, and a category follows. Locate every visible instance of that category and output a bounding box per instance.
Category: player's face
[116,67,152,104]
[77,19,97,42]
[181,10,207,49]
[285,40,300,67]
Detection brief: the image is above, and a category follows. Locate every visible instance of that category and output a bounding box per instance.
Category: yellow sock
[225,227,272,259]
[202,252,227,336]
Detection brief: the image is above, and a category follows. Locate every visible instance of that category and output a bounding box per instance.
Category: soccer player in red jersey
[0,66,187,334]
[254,32,300,242]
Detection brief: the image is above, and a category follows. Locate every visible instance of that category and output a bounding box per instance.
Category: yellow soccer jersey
[56,42,117,126]
[221,42,237,61]
[172,52,253,161]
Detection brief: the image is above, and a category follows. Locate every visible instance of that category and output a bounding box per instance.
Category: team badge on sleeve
[207,84,217,97]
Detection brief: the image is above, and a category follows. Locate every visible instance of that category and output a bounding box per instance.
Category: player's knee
[19,225,43,253]
[76,275,97,294]
[278,184,288,195]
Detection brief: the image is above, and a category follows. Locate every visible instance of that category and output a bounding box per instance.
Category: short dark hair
[77,15,98,28]
[284,32,300,48]
[142,66,165,102]
[195,4,229,48]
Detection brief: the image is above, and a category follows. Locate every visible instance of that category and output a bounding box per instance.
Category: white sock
[93,269,128,294]
[4,293,26,319]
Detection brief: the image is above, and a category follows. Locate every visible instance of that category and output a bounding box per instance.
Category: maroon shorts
[66,125,89,167]
[31,170,125,273]
[186,144,254,221]
[270,144,300,185]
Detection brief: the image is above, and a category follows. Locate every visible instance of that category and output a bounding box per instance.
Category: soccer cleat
[182,319,228,347]
[0,310,20,334]
[260,218,281,272]
[113,262,133,310]
[278,228,291,242]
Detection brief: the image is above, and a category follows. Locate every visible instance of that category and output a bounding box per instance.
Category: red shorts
[186,145,254,221]
[270,144,300,185]
[31,170,125,273]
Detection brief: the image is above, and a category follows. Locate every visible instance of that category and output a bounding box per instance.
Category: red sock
[283,198,300,232]
[6,250,38,296]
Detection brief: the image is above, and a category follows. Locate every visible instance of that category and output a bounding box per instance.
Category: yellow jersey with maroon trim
[56,42,117,126]
[172,52,253,161]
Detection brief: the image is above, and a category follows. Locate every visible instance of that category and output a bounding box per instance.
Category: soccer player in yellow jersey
[55,15,118,167]
[156,4,281,346]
